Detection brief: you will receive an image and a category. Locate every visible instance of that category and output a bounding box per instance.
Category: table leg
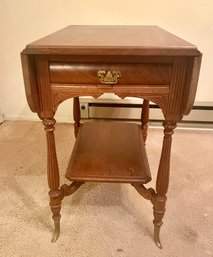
[43,118,62,242]
[141,99,149,142]
[153,120,176,248]
[73,97,81,138]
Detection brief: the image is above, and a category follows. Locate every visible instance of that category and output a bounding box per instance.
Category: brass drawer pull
[97,70,121,85]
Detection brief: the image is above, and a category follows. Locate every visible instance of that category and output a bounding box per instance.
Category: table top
[23,25,200,56]
[21,25,202,119]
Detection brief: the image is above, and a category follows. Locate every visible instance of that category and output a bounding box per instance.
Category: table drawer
[49,63,172,85]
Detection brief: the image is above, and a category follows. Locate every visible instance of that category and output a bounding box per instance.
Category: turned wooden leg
[153,120,176,248]
[43,118,62,242]
[73,97,81,138]
[141,99,149,142]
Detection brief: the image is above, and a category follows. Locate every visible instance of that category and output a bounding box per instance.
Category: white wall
[0,0,212,122]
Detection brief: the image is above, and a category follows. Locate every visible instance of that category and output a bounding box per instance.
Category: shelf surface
[66,122,151,183]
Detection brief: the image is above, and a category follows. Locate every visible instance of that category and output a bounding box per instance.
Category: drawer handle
[97,70,121,85]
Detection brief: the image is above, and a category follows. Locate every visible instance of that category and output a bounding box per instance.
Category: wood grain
[153,121,176,248]
[164,57,188,120]
[35,56,54,118]
[49,62,172,85]
[21,54,39,113]
[66,122,151,183]
[23,25,200,56]
[73,97,81,138]
[51,84,169,112]
[42,118,62,242]
[20,25,202,246]
[141,99,150,142]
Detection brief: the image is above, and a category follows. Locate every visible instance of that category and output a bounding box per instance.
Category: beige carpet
[0,121,212,257]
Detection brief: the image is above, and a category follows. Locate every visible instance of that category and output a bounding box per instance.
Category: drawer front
[49,63,172,85]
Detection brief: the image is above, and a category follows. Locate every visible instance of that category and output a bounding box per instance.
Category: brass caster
[154,225,162,249]
[51,219,60,242]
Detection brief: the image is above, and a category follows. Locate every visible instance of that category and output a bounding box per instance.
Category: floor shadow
[4,176,51,231]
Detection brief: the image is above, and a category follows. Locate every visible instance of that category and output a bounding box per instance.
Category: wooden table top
[23,25,200,56]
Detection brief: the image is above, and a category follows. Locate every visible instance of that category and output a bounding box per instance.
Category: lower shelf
[66,121,151,183]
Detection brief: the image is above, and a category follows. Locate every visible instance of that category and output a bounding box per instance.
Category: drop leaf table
[21,25,202,248]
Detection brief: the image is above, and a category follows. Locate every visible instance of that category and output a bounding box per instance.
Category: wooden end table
[21,25,202,248]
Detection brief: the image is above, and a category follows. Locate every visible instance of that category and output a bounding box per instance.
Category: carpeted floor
[0,121,212,257]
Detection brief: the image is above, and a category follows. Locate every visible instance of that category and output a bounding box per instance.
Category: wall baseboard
[80,97,213,124]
